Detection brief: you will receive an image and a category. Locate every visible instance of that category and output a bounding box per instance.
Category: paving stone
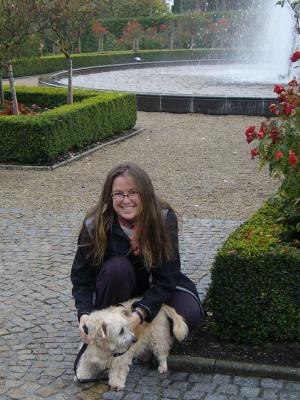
[279,394,300,400]
[215,384,238,395]
[102,391,126,400]
[189,374,213,383]
[170,372,189,381]
[240,386,261,398]
[142,395,162,400]
[261,378,284,389]
[1,208,298,400]
[284,382,300,392]
[261,388,281,398]
[233,376,260,387]
[204,395,228,400]
[123,393,143,400]
[135,385,160,394]
[168,381,190,391]
[213,375,231,384]
[183,391,206,400]
[138,376,160,386]
[159,378,173,388]
[161,388,181,398]
[36,386,59,397]
[192,382,217,393]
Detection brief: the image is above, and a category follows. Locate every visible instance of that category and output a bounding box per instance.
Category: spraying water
[57,1,298,96]
[252,0,295,80]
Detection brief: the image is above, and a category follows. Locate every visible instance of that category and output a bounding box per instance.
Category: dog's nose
[132,335,137,343]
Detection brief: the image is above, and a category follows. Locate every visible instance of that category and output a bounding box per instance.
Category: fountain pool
[45,0,296,115]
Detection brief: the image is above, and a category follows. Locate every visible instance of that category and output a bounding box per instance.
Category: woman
[71,163,204,344]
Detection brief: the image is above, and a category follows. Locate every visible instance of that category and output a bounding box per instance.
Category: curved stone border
[169,355,300,382]
[39,60,276,116]
[0,127,144,171]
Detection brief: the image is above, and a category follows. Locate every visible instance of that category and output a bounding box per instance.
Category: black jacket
[71,208,200,321]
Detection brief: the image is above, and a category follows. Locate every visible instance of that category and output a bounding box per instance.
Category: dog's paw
[157,363,168,374]
[110,383,124,391]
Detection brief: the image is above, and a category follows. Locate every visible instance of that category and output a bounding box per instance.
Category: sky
[165,0,174,8]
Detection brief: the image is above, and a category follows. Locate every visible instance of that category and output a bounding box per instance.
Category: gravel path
[1,111,278,221]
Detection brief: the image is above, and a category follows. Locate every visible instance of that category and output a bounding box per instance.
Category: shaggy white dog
[75,299,188,390]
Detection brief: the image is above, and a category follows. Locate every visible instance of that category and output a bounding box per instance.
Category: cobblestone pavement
[1,207,299,399]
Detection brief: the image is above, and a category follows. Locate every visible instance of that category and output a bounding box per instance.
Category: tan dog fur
[75,298,188,390]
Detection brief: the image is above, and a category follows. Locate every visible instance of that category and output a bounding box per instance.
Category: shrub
[245,53,300,243]
[7,48,240,78]
[0,86,136,164]
[2,85,93,108]
[207,201,300,344]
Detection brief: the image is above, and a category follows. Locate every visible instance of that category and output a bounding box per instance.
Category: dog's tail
[162,305,188,342]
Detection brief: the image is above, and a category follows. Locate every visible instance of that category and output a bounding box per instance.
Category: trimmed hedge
[207,202,300,344]
[8,48,240,78]
[0,86,136,164]
[3,86,96,108]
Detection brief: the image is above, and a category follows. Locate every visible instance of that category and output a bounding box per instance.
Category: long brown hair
[82,163,175,268]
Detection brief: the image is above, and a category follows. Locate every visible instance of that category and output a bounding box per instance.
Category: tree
[122,20,144,51]
[178,12,207,48]
[92,20,109,52]
[94,0,169,18]
[39,0,95,104]
[0,0,39,114]
[173,0,261,13]
[277,0,300,33]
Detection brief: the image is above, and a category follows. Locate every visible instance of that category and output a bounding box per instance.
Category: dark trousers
[95,256,204,330]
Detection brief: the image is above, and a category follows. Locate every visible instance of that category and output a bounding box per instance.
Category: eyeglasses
[111,190,140,201]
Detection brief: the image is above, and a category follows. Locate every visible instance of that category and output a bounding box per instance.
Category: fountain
[46,0,297,115]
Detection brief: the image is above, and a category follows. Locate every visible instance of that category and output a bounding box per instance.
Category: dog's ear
[100,322,107,338]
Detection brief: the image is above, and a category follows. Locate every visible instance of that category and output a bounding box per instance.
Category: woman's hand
[127,308,146,331]
[79,314,90,344]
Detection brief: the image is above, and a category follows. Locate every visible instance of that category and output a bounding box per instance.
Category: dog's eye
[119,328,124,335]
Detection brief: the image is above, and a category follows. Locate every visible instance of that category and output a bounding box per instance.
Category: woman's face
[111,175,141,223]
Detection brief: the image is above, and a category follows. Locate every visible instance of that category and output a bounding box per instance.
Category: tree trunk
[98,37,101,52]
[78,37,81,53]
[53,43,56,55]
[101,36,104,52]
[7,62,19,115]
[67,57,73,105]
[191,34,196,48]
[0,69,4,107]
[170,32,174,49]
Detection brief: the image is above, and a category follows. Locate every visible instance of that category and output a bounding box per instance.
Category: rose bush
[245,51,300,244]
[0,101,47,115]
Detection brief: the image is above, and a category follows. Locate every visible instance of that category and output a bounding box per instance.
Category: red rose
[269,127,280,144]
[290,51,300,62]
[274,84,284,94]
[269,103,280,115]
[251,148,259,159]
[274,151,283,160]
[258,130,265,139]
[278,92,287,102]
[245,125,256,135]
[288,79,298,86]
[245,125,258,143]
[280,102,295,116]
[288,150,298,166]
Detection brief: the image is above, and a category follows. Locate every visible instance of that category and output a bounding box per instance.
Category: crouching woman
[71,162,204,344]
